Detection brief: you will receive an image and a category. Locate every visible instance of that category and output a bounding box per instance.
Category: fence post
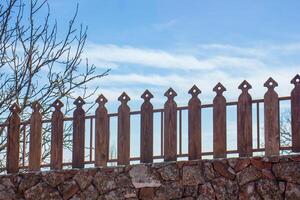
[237,80,253,157]
[164,88,177,161]
[7,103,21,173]
[72,96,86,168]
[50,99,64,170]
[213,83,227,158]
[140,90,154,163]
[95,94,109,166]
[291,74,300,152]
[264,77,280,156]
[188,85,202,160]
[117,92,130,165]
[29,102,42,171]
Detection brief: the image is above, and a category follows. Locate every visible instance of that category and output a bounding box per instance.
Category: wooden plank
[164,88,177,161]
[291,74,300,152]
[188,85,202,160]
[117,92,131,165]
[264,77,280,156]
[237,80,253,157]
[95,94,109,166]
[7,103,21,173]
[140,90,154,163]
[50,99,64,170]
[29,102,42,171]
[72,96,86,168]
[213,83,227,158]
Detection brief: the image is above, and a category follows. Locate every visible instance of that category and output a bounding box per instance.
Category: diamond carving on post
[264,77,278,89]
[141,89,154,101]
[238,80,252,92]
[213,82,226,95]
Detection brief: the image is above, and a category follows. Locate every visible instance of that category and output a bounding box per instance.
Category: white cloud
[84,44,264,70]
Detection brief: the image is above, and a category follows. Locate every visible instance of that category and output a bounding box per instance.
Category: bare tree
[0,0,110,170]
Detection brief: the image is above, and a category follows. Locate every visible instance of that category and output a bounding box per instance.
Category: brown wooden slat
[237,80,253,157]
[29,102,42,171]
[264,77,280,156]
[95,94,109,166]
[7,103,21,173]
[117,92,131,165]
[188,85,202,160]
[72,97,86,168]
[140,90,154,163]
[164,88,177,161]
[291,74,300,152]
[213,83,227,158]
[50,99,64,170]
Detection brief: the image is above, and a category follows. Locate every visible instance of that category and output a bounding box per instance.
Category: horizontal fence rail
[0,75,300,173]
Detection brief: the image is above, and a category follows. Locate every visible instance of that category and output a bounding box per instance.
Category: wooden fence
[1,75,300,173]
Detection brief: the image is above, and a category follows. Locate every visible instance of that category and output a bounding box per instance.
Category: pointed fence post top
[31,101,42,112]
[73,96,85,108]
[164,87,177,100]
[291,74,300,86]
[118,92,130,104]
[238,80,252,92]
[96,94,108,106]
[52,99,64,110]
[188,85,201,97]
[213,82,226,95]
[141,89,153,101]
[9,103,21,114]
[264,77,278,90]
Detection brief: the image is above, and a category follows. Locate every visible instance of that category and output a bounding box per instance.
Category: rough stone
[182,165,205,186]
[129,165,161,188]
[237,165,262,186]
[157,164,179,181]
[213,161,235,180]
[57,179,79,200]
[212,177,239,200]
[255,179,282,200]
[285,182,300,199]
[93,171,117,194]
[198,182,215,200]
[273,162,300,184]
[139,187,155,200]
[73,169,96,190]
[24,182,62,200]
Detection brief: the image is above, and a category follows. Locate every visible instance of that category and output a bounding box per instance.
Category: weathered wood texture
[264,78,280,156]
[164,88,177,161]
[213,83,227,158]
[291,74,300,152]
[117,92,131,165]
[188,85,202,160]
[72,97,86,168]
[50,99,64,170]
[95,94,109,166]
[140,90,154,163]
[237,81,253,157]
[7,103,21,173]
[29,102,42,171]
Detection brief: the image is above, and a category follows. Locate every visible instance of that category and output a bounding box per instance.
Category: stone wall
[0,155,300,199]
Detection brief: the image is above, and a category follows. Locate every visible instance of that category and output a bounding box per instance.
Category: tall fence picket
[50,99,64,170]
[2,74,300,173]
[213,83,227,158]
[291,74,300,152]
[72,97,86,168]
[7,103,21,173]
[237,80,253,157]
[29,102,42,171]
[264,77,280,156]
[117,92,131,165]
[188,85,202,160]
[164,88,177,161]
[140,90,154,163]
[95,94,109,166]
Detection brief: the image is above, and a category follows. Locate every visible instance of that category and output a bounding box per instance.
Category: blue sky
[48,1,299,159]
[49,1,300,108]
